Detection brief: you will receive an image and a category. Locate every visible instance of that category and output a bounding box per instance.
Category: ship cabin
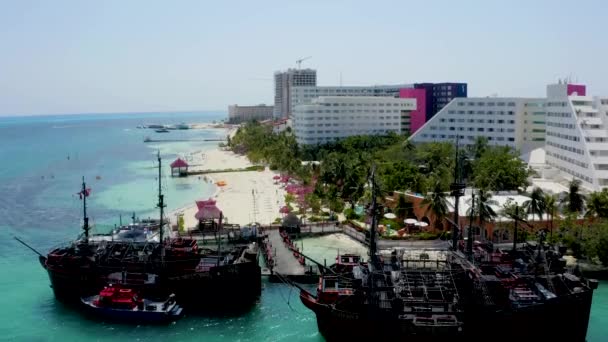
[317,274,355,303]
[332,254,362,274]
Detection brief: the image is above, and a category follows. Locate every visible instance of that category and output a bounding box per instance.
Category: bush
[273,217,281,224]
[309,216,322,222]
[345,208,360,220]
[413,232,441,240]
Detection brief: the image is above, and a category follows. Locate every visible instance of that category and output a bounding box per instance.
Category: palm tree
[544,194,558,239]
[466,189,498,239]
[501,199,526,248]
[421,180,449,228]
[524,187,546,223]
[561,179,586,215]
[585,189,608,219]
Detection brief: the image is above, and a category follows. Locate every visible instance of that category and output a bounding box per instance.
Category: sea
[0,112,606,341]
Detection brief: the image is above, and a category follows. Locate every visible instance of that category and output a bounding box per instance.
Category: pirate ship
[39,153,261,309]
[298,165,598,341]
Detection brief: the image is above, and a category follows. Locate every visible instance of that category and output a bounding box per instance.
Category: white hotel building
[290,84,411,116]
[410,97,546,153]
[293,96,415,145]
[544,83,608,190]
[411,82,608,191]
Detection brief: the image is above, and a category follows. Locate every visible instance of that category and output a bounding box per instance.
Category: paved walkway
[267,229,305,275]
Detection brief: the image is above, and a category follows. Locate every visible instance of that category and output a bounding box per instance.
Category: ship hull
[466,290,594,342]
[43,262,261,308]
[301,290,593,342]
[300,291,464,341]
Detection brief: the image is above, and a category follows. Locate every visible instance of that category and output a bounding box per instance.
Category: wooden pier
[260,228,327,283]
[144,138,226,143]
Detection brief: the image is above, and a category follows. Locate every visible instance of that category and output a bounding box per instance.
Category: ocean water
[0,113,606,341]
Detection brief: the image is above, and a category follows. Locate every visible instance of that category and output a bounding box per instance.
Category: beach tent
[195,206,222,220]
[196,198,217,210]
[194,199,222,220]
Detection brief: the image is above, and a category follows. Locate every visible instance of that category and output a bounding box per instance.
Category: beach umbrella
[419,222,429,228]
[383,213,397,219]
[273,175,281,180]
[404,218,417,225]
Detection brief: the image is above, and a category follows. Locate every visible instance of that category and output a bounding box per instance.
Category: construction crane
[296,56,312,69]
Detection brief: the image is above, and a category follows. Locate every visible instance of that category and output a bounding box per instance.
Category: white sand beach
[169,130,286,229]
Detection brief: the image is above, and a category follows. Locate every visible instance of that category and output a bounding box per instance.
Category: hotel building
[228,104,274,123]
[544,83,608,190]
[410,97,546,153]
[293,96,415,145]
[274,69,317,119]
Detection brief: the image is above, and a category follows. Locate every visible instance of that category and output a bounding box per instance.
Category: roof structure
[170,158,189,168]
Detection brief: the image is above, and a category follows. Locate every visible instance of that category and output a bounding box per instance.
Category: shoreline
[169,127,286,229]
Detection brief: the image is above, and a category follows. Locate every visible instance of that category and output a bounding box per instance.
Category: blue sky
[1,0,607,116]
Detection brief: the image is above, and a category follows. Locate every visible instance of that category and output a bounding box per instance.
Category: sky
[1,0,607,116]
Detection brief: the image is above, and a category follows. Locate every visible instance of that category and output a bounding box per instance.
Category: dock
[267,229,306,275]
[144,138,226,143]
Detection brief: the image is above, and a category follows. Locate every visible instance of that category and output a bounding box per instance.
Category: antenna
[296,56,312,69]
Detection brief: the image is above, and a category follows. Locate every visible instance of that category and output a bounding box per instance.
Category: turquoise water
[0,113,606,341]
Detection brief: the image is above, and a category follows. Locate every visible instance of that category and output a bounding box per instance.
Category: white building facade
[228,104,274,123]
[410,97,546,153]
[293,96,415,145]
[544,83,608,190]
[290,84,412,117]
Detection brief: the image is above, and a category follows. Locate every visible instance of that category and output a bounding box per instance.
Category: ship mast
[366,165,382,311]
[466,193,475,260]
[450,135,465,251]
[82,176,89,244]
[157,151,166,265]
[368,165,380,268]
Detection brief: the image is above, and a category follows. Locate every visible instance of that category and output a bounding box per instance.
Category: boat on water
[176,123,189,130]
[81,284,183,323]
[296,166,598,342]
[38,153,261,309]
[155,128,170,133]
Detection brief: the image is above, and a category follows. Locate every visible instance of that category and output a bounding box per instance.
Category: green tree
[501,198,527,243]
[421,180,449,228]
[472,146,530,191]
[544,194,558,239]
[561,179,586,215]
[585,189,608,218]
[305,193,322,214]
[467,136,489,160]
[467,189,498,237]
[524,187,546,222]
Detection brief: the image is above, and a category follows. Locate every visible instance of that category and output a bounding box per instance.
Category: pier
[144,138,226,143]
[259,224,341,283]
